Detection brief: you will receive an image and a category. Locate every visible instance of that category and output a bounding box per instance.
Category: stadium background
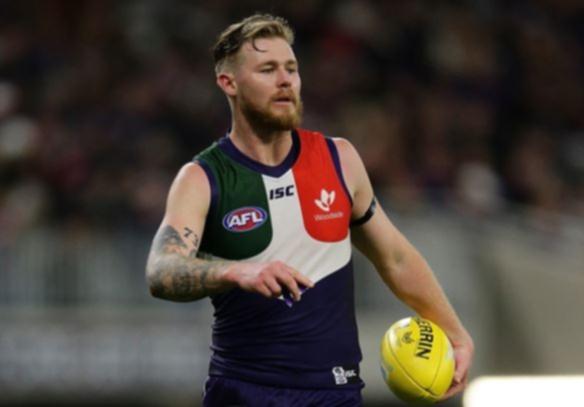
[0,0,583,406]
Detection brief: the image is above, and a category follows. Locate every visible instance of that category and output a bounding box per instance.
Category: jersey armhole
[194,159,219,217]
[325,137,354,207]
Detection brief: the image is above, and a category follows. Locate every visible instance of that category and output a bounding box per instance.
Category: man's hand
[226,261,314,302]
[441,334,475,400]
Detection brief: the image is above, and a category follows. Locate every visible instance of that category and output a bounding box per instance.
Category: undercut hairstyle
[212,14,295,73]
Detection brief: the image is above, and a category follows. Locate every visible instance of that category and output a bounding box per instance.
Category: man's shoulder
[193,139,222,162]
[297,129,355,156]
[296,128,351,146]
[192,139,237,174]
[296,127,326,140]
[296,128,340,151]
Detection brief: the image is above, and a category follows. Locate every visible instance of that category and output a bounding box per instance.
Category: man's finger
[442,376,467,400]
[453,346,471,383]
[275,272,301,301]
[263,277,282,297]
[257,283,274,298]
[285,265,314,289]
[442,382,462,399]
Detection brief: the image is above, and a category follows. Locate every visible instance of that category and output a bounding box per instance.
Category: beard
[239,91,303,133]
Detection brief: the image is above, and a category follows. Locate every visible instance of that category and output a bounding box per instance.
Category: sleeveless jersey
[194,129,363,389]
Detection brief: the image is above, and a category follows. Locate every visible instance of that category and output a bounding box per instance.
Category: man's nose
[276,68,292,87]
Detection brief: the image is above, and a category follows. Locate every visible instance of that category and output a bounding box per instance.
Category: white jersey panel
[243,170,351,284]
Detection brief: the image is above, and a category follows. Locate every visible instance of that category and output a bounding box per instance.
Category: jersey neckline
[217,130,300,177]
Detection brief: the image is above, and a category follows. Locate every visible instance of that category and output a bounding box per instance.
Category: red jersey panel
[292,129,352,242]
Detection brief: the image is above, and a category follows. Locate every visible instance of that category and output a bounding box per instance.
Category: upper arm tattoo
[182,226,201,257]
[154,225,189,255]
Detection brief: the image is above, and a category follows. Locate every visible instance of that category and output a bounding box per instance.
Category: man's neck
[228,119,293,166]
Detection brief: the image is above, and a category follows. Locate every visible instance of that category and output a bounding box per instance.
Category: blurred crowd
[1,0,583,238]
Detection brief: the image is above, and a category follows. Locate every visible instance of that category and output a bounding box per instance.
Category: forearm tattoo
[147,225,228,301]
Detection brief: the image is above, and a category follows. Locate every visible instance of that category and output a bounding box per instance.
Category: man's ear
[216,72,237,97]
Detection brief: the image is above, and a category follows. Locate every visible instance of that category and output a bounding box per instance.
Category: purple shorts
[203,376,363,407]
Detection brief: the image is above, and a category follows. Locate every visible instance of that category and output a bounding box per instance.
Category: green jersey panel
[195,144,272,260]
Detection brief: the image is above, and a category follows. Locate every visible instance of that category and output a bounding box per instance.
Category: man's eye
[261,68,274,73]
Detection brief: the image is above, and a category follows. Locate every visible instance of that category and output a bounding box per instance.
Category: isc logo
[269,185,294,200]
[222,206,268,232]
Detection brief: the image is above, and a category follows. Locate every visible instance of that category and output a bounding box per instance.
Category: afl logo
[222,206,268,232]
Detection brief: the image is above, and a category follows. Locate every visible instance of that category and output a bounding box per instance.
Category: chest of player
[198,132,352,261]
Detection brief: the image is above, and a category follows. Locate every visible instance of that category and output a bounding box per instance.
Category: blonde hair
[212,14,294,73]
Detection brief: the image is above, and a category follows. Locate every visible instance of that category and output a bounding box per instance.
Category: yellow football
[380,316,455,405]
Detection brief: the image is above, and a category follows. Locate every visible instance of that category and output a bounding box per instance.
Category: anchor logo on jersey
[314,189,336,212]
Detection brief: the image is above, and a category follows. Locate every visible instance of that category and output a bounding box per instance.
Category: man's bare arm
[334,137,474,399]
[145,162,314,302]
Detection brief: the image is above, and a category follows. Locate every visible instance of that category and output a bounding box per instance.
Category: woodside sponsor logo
[314,189,335,212]
[314,189,344,221]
